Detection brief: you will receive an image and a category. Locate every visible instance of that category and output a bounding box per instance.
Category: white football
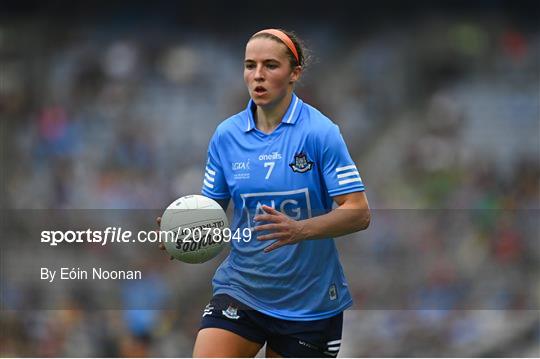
[160,195,228,264]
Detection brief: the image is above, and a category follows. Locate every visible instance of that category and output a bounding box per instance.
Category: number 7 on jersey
[264,161,275,180]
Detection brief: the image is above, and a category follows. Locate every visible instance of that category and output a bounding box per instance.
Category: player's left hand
[253,205,306,253]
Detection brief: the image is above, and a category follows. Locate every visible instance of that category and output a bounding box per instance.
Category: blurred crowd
[1,9,539,358]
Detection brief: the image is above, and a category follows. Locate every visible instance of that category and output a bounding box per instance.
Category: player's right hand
[156,216,173,260]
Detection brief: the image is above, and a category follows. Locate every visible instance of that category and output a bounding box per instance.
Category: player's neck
[255,92,292,134]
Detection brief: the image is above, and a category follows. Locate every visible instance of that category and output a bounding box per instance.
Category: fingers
[261,205,279,215]
[156,217,172,260]
[257,232,288,241]
[158,243,173,260]
[264,240,288,253]
[157,217,164,251]
[253,214,281,223]
[253,206,283,223]
[253,223,282,232]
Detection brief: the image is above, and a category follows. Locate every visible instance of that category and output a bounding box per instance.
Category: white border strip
[337,171,359,179]
[286,97,299,123]
[335,164,356,172]
[338,178,362,185]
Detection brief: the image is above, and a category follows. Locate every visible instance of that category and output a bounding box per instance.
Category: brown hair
[250,29,311,70]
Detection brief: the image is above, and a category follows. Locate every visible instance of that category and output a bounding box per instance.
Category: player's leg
[265,346,282,357]
[193,328,263,357]
[266,312,343,358]
[195,294,266,357]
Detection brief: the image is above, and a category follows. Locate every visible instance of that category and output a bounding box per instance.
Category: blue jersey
[201,93,365,321]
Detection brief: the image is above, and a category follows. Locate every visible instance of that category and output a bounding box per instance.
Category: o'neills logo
[258,152,282,161]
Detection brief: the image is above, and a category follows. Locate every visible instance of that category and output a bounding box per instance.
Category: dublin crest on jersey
[289,152,314,173]
[222,305,240,320]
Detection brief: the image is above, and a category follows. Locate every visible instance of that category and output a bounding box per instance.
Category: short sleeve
[320,124,365,197]
[201,130,230,199]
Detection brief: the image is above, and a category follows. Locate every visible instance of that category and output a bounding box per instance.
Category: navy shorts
[199,294,343,358]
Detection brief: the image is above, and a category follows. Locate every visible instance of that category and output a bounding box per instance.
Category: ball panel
[161,195,228,264]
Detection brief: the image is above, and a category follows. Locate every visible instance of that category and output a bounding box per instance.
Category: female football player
[164,28,370,357]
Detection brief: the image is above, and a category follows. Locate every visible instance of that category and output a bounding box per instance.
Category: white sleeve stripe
[337,171,359,179]
[335,164,356,172]
[205,167,216,176]
[327,340,341,345]
[327,346,340,351]
[338,178,362,185]
[204,173,215,182]
[203,179,214,189]
[285,97,299,123]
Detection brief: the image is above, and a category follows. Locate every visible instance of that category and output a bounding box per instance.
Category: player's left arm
[254,191,370,253]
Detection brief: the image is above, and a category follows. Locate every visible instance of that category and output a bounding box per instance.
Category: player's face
[244,37,301,108]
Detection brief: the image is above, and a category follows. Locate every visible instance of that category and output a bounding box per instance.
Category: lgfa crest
[289,152,314,173]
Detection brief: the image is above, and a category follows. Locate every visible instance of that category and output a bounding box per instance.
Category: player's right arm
[201,129,231,205]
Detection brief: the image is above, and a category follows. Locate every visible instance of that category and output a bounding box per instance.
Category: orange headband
[253,29,300,64]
